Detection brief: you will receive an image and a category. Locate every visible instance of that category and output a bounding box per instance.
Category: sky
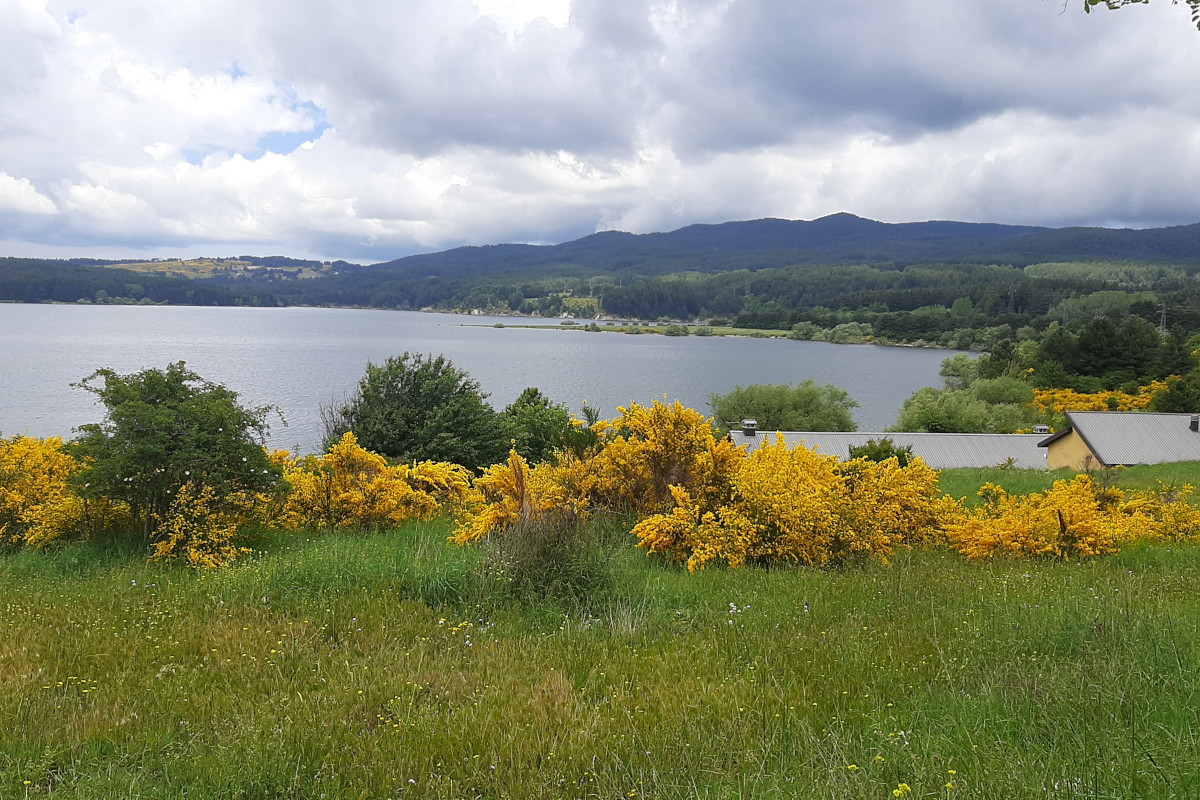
[2,0,1200,265]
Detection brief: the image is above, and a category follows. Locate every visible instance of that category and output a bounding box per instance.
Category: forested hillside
[6,214,1200,365]
[0,258,277,306]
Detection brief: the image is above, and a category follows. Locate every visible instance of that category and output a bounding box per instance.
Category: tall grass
[5,488,1200,797]
[937,467,1074,504]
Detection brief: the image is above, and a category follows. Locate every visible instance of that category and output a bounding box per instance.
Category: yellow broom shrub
[151,482,250,569]
[451,399,743,544]
[1,435,82,547]
[451,450,589,545]
[583,399,743,515]
[0,434,129,547]
[634,435,955,571]
[834,454,957,549]
[279,432,470,531]
[1113,482,1200,543]
[946,475,1130,560]
[1032,381,1167,416]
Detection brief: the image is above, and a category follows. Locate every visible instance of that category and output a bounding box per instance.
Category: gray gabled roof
[1046,411,1200,466]
[728,431,1048,470]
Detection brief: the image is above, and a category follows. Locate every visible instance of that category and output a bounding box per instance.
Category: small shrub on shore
[71,362,280,533]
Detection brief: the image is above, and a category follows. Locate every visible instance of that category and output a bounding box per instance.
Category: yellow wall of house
[1045,430,1100,471]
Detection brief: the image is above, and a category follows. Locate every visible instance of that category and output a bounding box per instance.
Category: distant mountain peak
[815,211,869,221]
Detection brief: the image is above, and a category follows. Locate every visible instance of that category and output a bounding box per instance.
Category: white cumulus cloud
[1,0,1199,262]
[0,173,57,215]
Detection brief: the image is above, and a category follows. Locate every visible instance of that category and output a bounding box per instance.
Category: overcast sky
[3,0,1200,264]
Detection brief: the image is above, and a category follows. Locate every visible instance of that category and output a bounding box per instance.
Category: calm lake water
[0,304,955,454]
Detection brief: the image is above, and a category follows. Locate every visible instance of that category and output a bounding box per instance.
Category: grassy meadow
[5,466,1200,798]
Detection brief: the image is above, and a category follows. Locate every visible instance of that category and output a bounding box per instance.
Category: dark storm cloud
[648,1,1200,155]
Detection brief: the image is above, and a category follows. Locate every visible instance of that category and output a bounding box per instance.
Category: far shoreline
[453,316,967,351]
[3,299,971,352]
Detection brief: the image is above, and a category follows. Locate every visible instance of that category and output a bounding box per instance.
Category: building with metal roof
[728,423,1048,470]
[1037,411,1200,470]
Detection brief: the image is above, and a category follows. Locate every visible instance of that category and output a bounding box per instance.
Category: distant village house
[1037,411,1200,470]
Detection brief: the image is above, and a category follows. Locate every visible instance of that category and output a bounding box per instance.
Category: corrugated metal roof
[728,431,1048,469]
[1064,411,1200,466]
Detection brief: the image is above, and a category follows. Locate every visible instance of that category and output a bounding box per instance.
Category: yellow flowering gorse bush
[451,400,743,544]
[457,404,959,569]
[451,450,591,545]
[586,400,743,514]
[634,435,953,571]
[0,434,129,547]
[279,432,471,532]
[151,482,252,569]
[0,435,82,547]
[1113,482,1200,543]
[835,452,961,549]
[945,474,1200,560]
[1032,381,1168,416]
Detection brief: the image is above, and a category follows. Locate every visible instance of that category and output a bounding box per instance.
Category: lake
[0,304,956,454]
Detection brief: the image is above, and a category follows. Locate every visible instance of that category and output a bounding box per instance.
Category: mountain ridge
[364,212,1200,281]
[6,213,1200,311]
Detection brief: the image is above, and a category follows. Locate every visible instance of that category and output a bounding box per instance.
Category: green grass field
[5,468,1200,798]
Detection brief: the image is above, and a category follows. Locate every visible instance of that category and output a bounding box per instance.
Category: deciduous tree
[1074,0,1200,32]
[500,387,573,465]
[323,353,508,472]
[71,362,280,532]
[707,381,858,433]
[890,387,1029,434]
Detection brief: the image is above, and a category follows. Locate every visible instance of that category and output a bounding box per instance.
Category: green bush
[322,352,508,471]
[500,387,573,465]
[970,376,1034,406]
[891,387,1028,433]
[71,362,281,533]
[708,381,858,433]
[847,437,913,466]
